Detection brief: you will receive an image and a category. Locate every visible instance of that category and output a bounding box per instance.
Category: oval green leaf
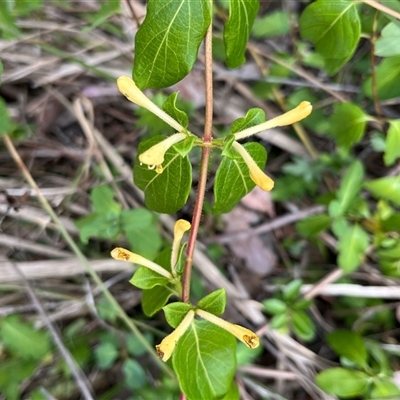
[133,0,211,88]
[197,288,227,316]
[364,176,400,206]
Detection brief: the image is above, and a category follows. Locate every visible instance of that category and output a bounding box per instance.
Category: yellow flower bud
[171,219,191,275]
[196,309,259,349]
[111,247,172,279]
[156,310,195,361]
[235,101,312,140]
[138,133,187,174]
[117,76,184,132]
[232,141,274,191]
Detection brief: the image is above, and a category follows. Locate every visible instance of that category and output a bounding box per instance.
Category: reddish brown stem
[181,21,213,303]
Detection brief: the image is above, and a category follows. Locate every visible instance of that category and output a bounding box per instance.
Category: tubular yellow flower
[111,247,172,279]
[138,133,186,174]
[232,141,274,191]
[171,219,191,275]
[196,309,259,349]
[117,76,184,132]
[156,310,195,362]
[234,101,312,141]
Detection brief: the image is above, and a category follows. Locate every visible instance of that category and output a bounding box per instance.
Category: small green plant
[316,330,400,399]
[262,280,316,342]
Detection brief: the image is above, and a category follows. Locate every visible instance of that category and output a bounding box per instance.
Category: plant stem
[181,19,214,303]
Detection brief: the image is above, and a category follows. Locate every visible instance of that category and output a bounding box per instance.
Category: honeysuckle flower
[232,141,274,191]
[196,308,260,349]
[171,219,191,276]
[111,247,172,279]
[156,309,195,361]
[138,132,187,174]
[117,76,185,133]
[234,101,312,141]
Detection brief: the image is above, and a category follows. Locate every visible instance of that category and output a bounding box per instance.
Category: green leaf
[213,142,267,214]
[133,0,211,88]
[262,298,287,315]
[327,330,368,368]
[0,315,50,360]
[163,302,192,329]
[364,176,400,206]
[363,56,400,100]
[162,92,189,129]
[370,379,400,398]
[252,10,291,38]
[91,185,121,214]
[299,1,361,74]
[142,285,173,317]
[197,288,227,316]
[95,341,118,369]
[130,267,170,290]
[316,368,370,398]
[224,0,259,68]
[173,320,236,400]
[328,160,364,217]
[134,135,192,213]
[0,60,3,83]
[127,332,153,357]
[221,379,240,400]
[375,22,400,57]
[330,103,368,150]
[337,224,369,273]
[231,108,265,134]
[291,310,315,341]
[269,313,289,333]
[0,3,21,38]
[123,358,147,390]
[0,97,14,138]
[75,212,120,243]
[296,214,331,237]
[83,0,120,32]
[174,136,196,158]
[384,120,400,166]
[377,241,400,259]
[283,279,302,302]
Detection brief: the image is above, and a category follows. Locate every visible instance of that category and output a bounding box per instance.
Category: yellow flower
[110,247,172,279]
[138,133,187,174]
[196,308,259,349]
[117,76,184,133]
[171,219,191,276]
[156,310,195,361]
[232,141,274,191]
[234,101,312,141]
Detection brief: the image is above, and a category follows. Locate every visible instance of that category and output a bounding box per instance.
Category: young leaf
[283,279,302,302]
[384,120,400,166]
[134,135,192,213]
[213,142,267,214]
[95,341,118,369]
[162,92,189,129]
[337,224,369,273]
[291,310,315,341]
[330,103,368,150]
[329,160,364,217]
[252,10,291,38]
[370,379,400,398]
[262,298,287,315]
[363,55,400,100]
[364,176,400,206]
[375,22,400,57]
[316,368,370,398]
[130,267,170,290]
[123,358,147,390]
[133,0,211,88]
[327,330,368,368]
[296,214,331,237]
[197,288,227,316]
[163,302,192,329]
[299,1,361,74]
[142,286,173,317]
[270,313,289,332]
[231,108,266,133]
[223,0,259,68]
[173,320,236,400]
[91,185,121,214]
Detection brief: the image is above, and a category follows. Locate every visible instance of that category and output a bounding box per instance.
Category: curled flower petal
[235,101,312,140]
[117,76,184,132]
[156,310,195,361]
[138,133,187,173]
[171,219,191,274]
[196,309,259,349]
[111,247,172,279]
[232,141,274,191]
